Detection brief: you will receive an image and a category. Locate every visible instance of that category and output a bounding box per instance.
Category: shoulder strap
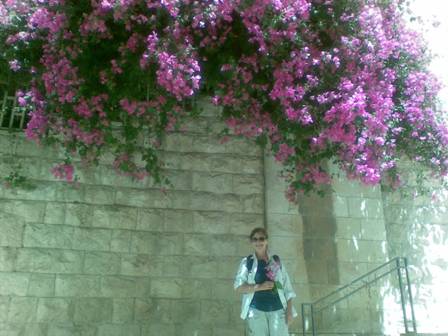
[272,255,282,268]
[246,255,254,272]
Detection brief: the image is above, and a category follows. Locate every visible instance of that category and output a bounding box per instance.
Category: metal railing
[301,257,417,336]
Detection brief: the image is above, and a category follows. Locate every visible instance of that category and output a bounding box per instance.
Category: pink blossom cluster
[1,0,447,194]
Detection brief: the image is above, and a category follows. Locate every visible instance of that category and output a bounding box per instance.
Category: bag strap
[272,254,282,269]
[246,255,254,272]
[246,254,281,271]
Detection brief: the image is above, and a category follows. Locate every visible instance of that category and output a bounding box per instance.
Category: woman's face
[251,232,268,254]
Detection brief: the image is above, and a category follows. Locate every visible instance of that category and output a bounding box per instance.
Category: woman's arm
[235,281,274,294]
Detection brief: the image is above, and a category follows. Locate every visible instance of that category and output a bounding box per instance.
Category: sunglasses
[251,237,266,242]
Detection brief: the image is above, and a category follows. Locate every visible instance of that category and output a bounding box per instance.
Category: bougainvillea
[1,0,447,199]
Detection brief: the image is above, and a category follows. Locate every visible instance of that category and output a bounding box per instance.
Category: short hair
[249,227,268,240]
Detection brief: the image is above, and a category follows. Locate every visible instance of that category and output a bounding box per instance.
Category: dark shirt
[250,259,283,312]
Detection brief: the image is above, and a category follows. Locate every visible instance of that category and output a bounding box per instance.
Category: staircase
[299,258,419,336]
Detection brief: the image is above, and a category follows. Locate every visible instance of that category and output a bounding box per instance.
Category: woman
[234,227,297,336]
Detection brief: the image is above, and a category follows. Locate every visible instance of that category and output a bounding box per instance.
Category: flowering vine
[0,0,447,199]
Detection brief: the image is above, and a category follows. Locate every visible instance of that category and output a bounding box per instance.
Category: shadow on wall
[298,187,340,295]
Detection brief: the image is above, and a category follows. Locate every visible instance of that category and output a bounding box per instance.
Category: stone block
[170,299,201,323]
[137,208,164,232]
[233,175,263,195]
[168,189,192,209]
[0,273,29,296]
[347,198,384,219]
[331,174,381,198]
[0,322,49,336]
[192,211,229,234]
[130,231,159,254]
[191,135,226,154]
[84,185,116,205]
[150,278,183,298]
[209,235,239,257]
[235,235,252,256]
[184,257,218,279]
[164,169,193,190]
[336,262,369,286]
[269,236,302,257]
[112,298,134,322]
[121,254,163,277]
[181,279,212,299]
[230,213,264,236]
[156,232,184,255]
[23,223,74,249]
[7,297,37,322]
[225,137,261,156]
[0,247,17,271]
[209,155,235,174]
[0,212,24,247]
[162,256,185,277]
[92,206,137,230]
[55,275,101,297]
[54,183,85,203]
[135,298,172,323]
[185,233,210,256]
[65,203,92,227]
[182,116,209,134]
[216,257,242,279]
[115,189,150,207]
[334,218,362,239]
[212,279,239,302]
[16,248,83,274]
[110,229,131,252]
[36,297,73,322]
[44,202,66,224]
[0,200,46,223]
[162,152,192,171]
[0,297,10,322]
[47,324,97,336]
[174,323,212,336]
[164,133,194,152]
[360,219,387,241]
[241,194,264,214]
[236,157,263,175]
[97,324,141,336]
[192,172,233,194]
[305,260,330,284]
[303,238,337,260]
[72,227,111,251]
[266,213,302,237]
[141,323,176,336]
[100,276,143,298]
[358,240,388,262]
[74,298,113,323]
[200,300,230,323]
[28,273,55,297]
[165,210,194,232]
[333,196,350,217]
[190,192,219,211]
[84,251,120,275]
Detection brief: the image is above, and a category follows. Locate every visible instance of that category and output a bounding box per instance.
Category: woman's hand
[256,281,274,291]
[286,306,293,326]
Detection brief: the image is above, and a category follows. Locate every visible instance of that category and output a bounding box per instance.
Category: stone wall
[1,100,447,336]
[382,171,448,334]
[0,102,265,336]
[295,163,390,335]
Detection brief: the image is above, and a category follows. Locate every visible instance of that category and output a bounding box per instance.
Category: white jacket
[233,253,298,320]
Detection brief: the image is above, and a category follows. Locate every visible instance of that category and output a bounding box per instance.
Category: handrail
[300,257,417,336]
[311,257,399,307]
